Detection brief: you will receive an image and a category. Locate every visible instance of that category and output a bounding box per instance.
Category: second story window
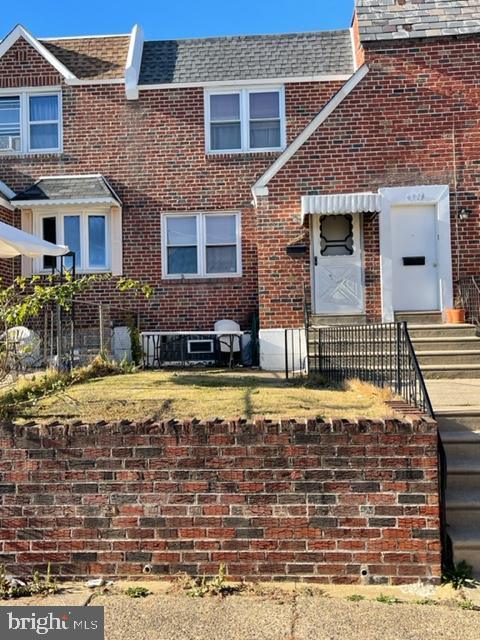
[0,96,21,152]
[0,91,61,154]
[206,87,285,154]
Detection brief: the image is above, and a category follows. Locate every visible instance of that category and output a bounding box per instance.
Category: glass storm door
[312,213,364,314]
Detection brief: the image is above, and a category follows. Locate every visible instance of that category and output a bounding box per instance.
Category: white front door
[391,204,439,311]
[312,213,364,314]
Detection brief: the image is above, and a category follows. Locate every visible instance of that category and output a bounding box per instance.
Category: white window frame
[161,211,242,279]
[205,86,285,154]
[0,87,62,155]
[33,208,111,274]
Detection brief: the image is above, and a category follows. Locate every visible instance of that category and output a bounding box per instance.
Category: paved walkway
[93,593,480,640]
[427,379,480,411]
[2,584,480,640]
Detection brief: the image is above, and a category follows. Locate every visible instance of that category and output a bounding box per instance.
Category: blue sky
[1,0,355,39]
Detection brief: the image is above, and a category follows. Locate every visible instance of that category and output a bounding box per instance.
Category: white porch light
[0,220,68,259]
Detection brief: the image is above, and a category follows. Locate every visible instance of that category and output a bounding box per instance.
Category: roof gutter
[251,64,369,204]
[125,24,144,100]
[12,197,121,207]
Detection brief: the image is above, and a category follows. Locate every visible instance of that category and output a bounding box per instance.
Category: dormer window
[205,87,285,154]
[0,91,61,154]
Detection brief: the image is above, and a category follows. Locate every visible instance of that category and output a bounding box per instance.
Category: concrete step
[422,364,480,379]
[417,351,480,366]
[445,462,480,491]
[408,324,477,339]
[437,410,480,433]
[411,336,480,351]
[449,528,480,579]
[442,430,480,461]
[446,490,480,528]
[395,311,443,324]
[309,315,367,326]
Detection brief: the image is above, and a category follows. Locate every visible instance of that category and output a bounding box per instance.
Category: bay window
[206,87,285,153]
[0,91,61,153]
[37,211,109,273]
[163,212,241,278]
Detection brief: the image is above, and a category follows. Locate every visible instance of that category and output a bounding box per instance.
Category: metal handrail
[401,321,435,418]
[458,275,480,327]
[309,321,435,417]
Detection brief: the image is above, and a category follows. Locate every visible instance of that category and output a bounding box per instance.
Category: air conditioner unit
[0,135,20,151]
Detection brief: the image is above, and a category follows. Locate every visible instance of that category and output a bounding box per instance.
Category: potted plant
[445,293,466,324]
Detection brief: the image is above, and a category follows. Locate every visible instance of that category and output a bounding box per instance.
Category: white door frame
[379,185,453,322]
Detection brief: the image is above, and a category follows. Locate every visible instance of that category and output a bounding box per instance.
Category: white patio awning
[301,192,382,222]
[0,220,68,259]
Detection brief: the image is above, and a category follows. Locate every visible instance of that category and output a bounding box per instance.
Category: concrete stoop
[409,323,480,379]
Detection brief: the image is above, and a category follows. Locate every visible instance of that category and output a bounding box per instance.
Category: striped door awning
[301,192,381,222]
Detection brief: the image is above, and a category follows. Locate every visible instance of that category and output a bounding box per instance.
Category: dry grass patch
[13,368,396,423]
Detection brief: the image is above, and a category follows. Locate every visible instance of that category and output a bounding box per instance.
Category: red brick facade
[0,32,478,333]
[0,417,441,584]
[0,37,344,331]
[258,34,480,328]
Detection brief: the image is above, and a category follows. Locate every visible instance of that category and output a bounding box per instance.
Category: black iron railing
[310,321,434,416]
[284,328,308,379]
[458,276,480,327]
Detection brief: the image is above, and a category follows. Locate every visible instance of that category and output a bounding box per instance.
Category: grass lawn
[14,369,395,423]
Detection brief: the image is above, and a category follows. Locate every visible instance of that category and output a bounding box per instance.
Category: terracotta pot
[445,308,466,324]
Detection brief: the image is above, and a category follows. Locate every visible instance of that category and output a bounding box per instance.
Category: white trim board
[125,24,144,100]
[66,78,124,86]
[251,64,369,202]
[0,195,14,211]
[379,185,453,322]
[13,197,120,207]
[0,24,77,81]
[0,180,16,200]
[137,74,352,91]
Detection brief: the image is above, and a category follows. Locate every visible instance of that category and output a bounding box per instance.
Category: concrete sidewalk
[1,583,479,639]
[92,592,479,640]
[427,378,480,411]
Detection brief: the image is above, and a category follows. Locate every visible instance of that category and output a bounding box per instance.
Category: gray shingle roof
[139,30,354,85]
[357,0,480,41]
[12,176,121,204]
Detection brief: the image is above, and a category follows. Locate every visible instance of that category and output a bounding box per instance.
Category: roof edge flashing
[125,24,144,100]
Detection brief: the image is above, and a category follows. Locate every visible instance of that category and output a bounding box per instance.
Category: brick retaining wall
[0,417,441,584]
